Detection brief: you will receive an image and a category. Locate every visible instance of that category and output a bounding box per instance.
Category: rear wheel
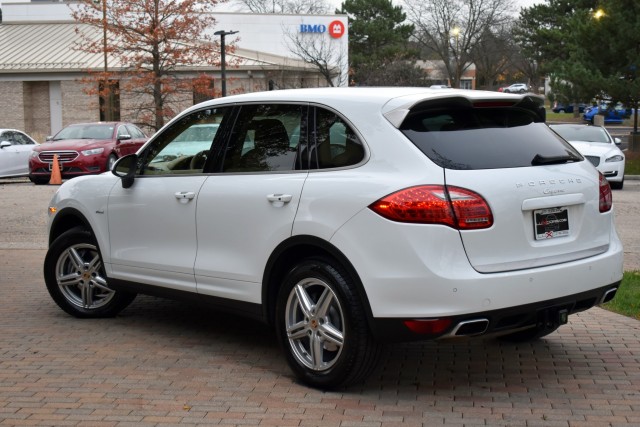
[44,227,136,318]
[275,258,383,389]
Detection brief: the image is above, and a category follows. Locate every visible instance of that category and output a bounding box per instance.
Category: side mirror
[46,136,53,141]
[117,134,131,141]
[0,141,11,148]
[112,154,138,189]
[614,137,622,145]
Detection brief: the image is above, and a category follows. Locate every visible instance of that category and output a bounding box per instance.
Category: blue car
[552,103,586,113]
[583,105,630,124]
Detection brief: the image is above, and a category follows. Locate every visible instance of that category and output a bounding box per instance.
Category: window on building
[99,80,120,122]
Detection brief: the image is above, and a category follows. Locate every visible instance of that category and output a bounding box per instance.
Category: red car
[29,122,147,184]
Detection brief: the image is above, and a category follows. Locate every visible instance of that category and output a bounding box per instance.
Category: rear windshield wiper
[531,153,580,166]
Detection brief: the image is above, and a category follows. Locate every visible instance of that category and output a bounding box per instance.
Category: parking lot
[1,179,639,426]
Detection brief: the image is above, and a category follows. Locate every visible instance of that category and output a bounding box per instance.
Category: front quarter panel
[48,174,120,263]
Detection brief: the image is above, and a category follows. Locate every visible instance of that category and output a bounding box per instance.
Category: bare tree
[470,25,517,90]
[234,0,331,14]
[284,28,348,87]
[404,0,514,88]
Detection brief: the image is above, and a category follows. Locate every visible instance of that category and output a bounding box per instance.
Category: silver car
[0,129,38,178]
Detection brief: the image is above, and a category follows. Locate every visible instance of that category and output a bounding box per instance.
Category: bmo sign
[299,20,345,38]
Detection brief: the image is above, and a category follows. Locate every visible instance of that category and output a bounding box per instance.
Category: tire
[29,176,49,185]
[557,109,565,114]
[611,178,624,190]
[107,154,118,171]
[44,227,136,318]
[275,258,383,389]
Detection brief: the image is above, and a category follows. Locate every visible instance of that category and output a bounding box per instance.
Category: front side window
[14,132,35,145]
[126,125,146,139]
[222,104,305,172]
[140,107,227,175]
[116,125,129,139]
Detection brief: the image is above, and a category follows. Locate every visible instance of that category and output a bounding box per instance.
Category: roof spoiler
[383,93,547,128]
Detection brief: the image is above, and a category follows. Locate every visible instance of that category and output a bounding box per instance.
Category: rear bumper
[371,282,620,342]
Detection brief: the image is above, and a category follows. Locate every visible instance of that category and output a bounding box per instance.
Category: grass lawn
[603,272,640,320]
[626,152,640,175]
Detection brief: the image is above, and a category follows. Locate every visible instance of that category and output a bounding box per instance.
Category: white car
[550,124,626,189]
[0,129,38,178]
[44,88,623,389]
[503,83,529,93]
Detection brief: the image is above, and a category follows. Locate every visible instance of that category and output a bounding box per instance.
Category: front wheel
[275,258,383,389]
[107,154,118,171]
[44,227,136,318]
[610,178,624,190]
[29,176,49,185]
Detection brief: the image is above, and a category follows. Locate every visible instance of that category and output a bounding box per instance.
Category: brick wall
[61,80,98,126]
[23,82,51,139]
[0,82,26,131]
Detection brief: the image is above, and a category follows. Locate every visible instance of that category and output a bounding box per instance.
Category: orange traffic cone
[49,154,62,185]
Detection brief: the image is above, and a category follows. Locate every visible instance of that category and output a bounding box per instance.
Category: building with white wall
[0,0,348,138]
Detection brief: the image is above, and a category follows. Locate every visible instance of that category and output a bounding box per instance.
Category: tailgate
[445,163,611,273]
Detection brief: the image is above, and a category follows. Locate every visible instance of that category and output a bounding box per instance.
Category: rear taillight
[369,185,493,229]
[599,172,612,213]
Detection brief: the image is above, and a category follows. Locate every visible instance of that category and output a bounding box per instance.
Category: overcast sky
[328,0,544,13]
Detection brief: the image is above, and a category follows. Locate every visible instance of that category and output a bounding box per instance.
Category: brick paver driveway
[1,180,639,426]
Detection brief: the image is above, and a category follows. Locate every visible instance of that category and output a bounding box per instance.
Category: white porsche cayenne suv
[44,88,623,389]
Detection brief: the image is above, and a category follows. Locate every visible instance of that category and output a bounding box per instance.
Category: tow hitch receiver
[537,306,570,332]
[558,309,569,325]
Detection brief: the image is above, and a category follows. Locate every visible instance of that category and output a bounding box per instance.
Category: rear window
[400,107,582,170]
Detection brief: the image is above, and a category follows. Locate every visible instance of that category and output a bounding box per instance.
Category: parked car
[29,122,147,184]
[582,104,630,124]
[552,103,587,114]
[43,88,622,389]
[549,124,626,189]
[0,129,38,178]
[503,83,529,93]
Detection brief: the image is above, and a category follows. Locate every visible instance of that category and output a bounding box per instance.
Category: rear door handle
[267,194,292,203]
[267,194,292,207]
[175,191,196,204]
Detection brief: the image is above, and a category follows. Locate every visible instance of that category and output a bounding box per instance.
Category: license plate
[534,207,569,240]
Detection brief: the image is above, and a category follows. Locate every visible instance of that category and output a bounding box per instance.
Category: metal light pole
[93,0,110,120]
[214,30,238,97]
[451,27,460,88]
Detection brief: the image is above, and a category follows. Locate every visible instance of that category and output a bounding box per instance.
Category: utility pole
[214,30,238,97]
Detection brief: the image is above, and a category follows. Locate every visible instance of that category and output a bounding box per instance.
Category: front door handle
[175,191,196,204]
[267,194,292,207]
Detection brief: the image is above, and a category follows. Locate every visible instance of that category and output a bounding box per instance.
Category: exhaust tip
[448,318,489,337]
[600,288,618,304]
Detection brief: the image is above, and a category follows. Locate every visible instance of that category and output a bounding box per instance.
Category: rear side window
[314,107,364,169]
[222,104,305,172]
[400,106,582,170]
